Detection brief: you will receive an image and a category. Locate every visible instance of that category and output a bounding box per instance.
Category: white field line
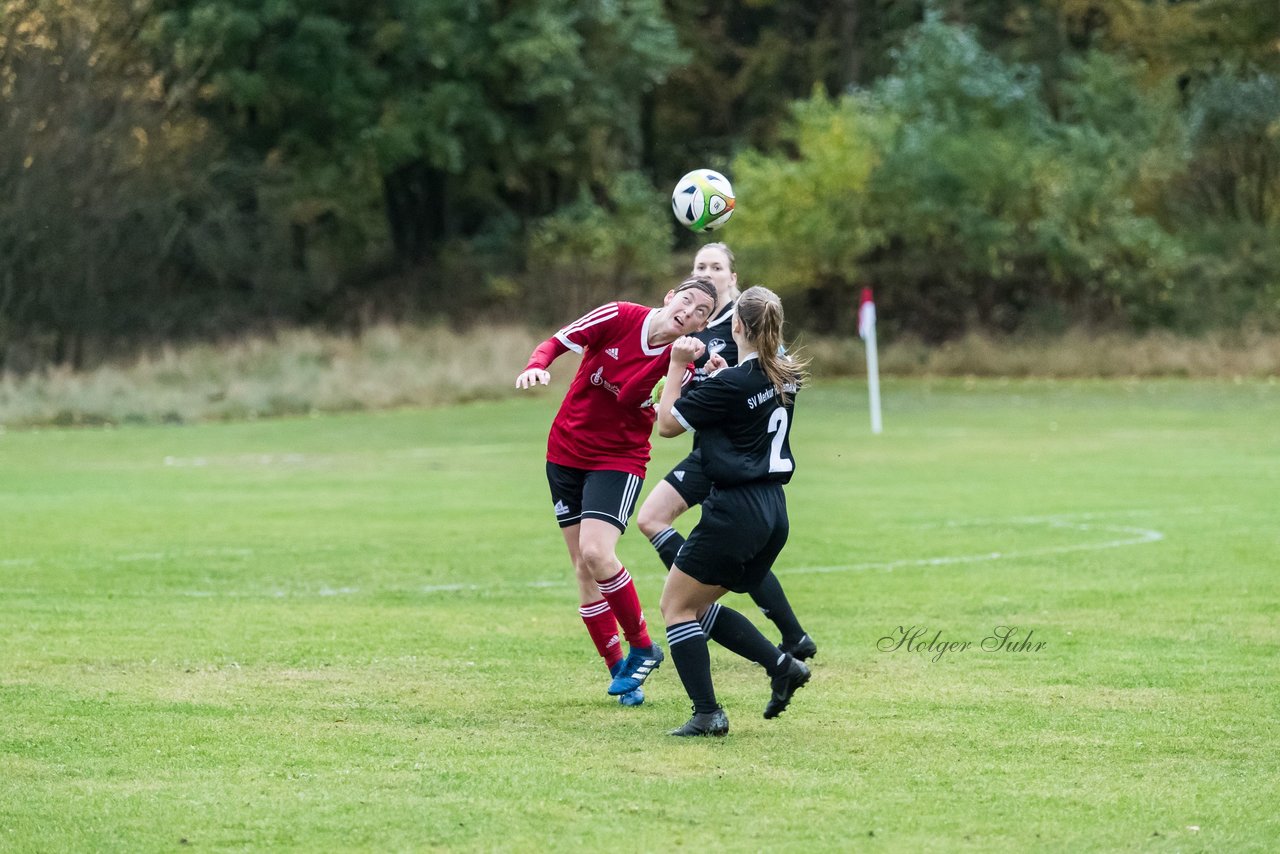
[116,547,257,563]
[419,580,565,594]
[416,514,1167,595]
[786,520,1163,577]
[159,444,526,468]
[2,513,1168,598]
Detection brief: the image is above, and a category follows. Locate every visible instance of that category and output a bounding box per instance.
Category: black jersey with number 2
[669,355,798,487]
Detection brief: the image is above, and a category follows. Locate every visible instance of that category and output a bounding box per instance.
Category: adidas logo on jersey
[605,347,620,359]
[673,471,685,482]
[554,500,570,516]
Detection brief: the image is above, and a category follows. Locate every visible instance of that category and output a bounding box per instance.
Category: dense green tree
[143,0,684,267]
[4,0,1280,370]
[1170,71,1280,329]
[729,92,889,306]
[1183,73,1280,226]
[1050,0,1280,77]
[649,0,901,184]
[730,17,1189,338]
[0,0,282,370]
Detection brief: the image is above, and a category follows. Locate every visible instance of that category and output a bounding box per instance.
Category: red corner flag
[858,287,876,340]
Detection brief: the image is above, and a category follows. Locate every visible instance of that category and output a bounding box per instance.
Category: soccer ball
[671,169,735,232]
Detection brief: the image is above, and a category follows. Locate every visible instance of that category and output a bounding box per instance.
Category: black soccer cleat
[763,654,811,719]
[780,633,818,661]
[670,707,730,737]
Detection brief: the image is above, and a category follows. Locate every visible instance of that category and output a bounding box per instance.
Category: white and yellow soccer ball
[671,169,735,232]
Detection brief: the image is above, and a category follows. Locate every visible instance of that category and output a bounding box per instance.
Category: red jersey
[526,302,675,477]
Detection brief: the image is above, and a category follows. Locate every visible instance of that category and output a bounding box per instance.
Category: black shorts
[546,462,643,532]
[662,448,713,507]
[674,482,789,593]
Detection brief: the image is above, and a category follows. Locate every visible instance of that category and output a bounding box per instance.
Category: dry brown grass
[0,323,544,427]
[3,324,1278,427]
[803,329,1280,379]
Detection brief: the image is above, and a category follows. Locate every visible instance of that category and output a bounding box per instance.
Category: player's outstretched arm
[516,337,568,389]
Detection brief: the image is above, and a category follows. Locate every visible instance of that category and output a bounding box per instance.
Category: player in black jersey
[653,286,812,737]
[636,243,817,661]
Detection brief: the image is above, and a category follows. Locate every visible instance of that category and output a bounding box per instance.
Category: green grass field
[2,378,1277,851]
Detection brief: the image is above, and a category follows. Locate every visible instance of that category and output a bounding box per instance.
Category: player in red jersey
[515,277,718,704]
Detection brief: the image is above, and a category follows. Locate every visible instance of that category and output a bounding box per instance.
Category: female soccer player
[636,243,817,661]
[515,277,718,705]
[653,286,811,736]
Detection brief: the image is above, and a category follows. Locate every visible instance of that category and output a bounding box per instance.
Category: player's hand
[670,336,705,364]
[705,353,728,374]
[515,369,551,389]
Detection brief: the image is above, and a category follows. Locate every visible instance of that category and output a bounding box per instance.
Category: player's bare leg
[577,519,662,696]
[561,523,641,705]
[636,481,688,569]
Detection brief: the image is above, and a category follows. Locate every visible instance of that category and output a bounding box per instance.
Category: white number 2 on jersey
[767,408,794,473]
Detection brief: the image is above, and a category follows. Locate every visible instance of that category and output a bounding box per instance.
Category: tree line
[2,0,1278,371]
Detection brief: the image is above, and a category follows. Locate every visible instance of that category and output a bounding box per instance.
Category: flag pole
[858,287,883,434]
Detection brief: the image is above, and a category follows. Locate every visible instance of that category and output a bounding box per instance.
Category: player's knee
[572,559,595,585]
[635,502,666,538]
[659,584,693,624]
[659,589,676,623]
[660,601,696,626]
[637,496,680,536]
[578,539,615,576]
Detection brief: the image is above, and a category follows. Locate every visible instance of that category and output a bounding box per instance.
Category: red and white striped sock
[579,599,623,669]
[597,568,653,650]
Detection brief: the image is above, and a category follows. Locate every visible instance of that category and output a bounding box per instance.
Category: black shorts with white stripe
[675,482,789,593]
[662,448,714,508]
[545,462,644,532]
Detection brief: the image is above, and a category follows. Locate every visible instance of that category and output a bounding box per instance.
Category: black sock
[700,603,788,676]
[750,571,805,646]
[667,620,718,713]
[649,527,686,571]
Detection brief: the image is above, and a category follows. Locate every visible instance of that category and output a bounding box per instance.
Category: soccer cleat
[618,687,645,706]
[670,707,729,737]
[763,654,811,719]
[608,659,645,706]
[607,644,665,696]
[780,633,818,662]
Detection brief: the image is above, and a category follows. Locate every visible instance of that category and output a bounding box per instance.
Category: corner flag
[858,287,882,434]
[858,287,876,341]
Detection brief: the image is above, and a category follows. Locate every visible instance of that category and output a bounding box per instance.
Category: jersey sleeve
[524,337,569,371]
[553,302,621,354]
[669,371,739,434]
